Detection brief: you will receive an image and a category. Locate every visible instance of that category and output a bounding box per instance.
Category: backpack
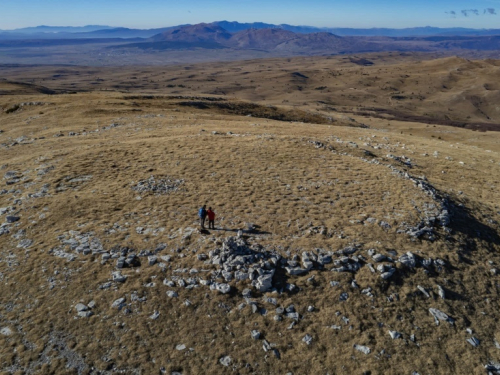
[198,207,206,218]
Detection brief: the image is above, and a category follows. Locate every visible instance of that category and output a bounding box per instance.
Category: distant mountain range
[1,22,500,58]
[1,21,500,40]
[108,23,382,54]
[3,25,113,34]
[111,23,500,54]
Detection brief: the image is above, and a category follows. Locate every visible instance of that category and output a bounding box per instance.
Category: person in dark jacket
[207,207,215,229]
[198,205,207,229]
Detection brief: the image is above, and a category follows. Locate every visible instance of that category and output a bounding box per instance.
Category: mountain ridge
[1,21,500,40]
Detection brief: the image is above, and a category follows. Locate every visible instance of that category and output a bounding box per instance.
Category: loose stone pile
[131,175,184,195]
[158,235,451,303]
[49,230,167,265]
[74,301,96,318]
[3,171,22,185]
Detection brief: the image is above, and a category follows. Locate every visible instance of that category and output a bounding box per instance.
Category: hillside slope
[0,57,500,374]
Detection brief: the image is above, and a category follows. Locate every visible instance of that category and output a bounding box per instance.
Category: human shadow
[216,224,272,236]
[446,197,500,251]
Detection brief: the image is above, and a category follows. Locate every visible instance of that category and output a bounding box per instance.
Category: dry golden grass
[2,52,500,129]
[0,54,500,374]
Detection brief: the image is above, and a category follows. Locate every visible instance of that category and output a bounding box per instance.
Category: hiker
[207,207,215,229]
[198,205,207,229]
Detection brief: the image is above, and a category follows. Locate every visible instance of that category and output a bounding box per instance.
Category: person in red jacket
[207,207,215,229]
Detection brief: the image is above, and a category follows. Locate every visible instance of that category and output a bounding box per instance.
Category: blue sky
[1,0,499,30]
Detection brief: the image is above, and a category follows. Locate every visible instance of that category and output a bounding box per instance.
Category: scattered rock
[399,252,416,268]
[17,239,33,248]
[429,308,454,325]
[354,344,371,355]
[112,271,127,283]
[75,303,88,312]
[372,253,387,262]
[467,337,480,347]
[485,362,500,373]
[255,273,274,292]
[389,330,402,339]
[302,334,313,345]
[211,282,231,294]
[0,327,13,336]
[77,311,93,318]
[111,298,126,310]
[219,356,232,367]
[417,285,430,298]
[436,285,445,299]
[132,175,184,195]
[148,255,158,266]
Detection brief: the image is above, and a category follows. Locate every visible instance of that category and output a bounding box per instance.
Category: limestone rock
[210,282,230,294]
[255,273,273,292]
[111,298,126,309]
[372,253,387,263]
[354,344,371,355]
[389,330,402,339]
[301,252,314,270]
[339,292,349,301]
[485,362,500,372]
[17,239,33,248]
[160,255,171,262]
[112,271,127,283]
[467,337,480,347]
[0,327,13,336]
[302,334,313,345]
[399,252,416,268]
[417,285,430,298]
[285,267,308,276]
[436,285,446,299]
[219,356,232,367]
[116,257,126,269]
[429,308,454,325]
[75,303,88,312]
[77,311,93,318]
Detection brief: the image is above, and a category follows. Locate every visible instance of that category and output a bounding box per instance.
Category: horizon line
[2,21,500,32]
